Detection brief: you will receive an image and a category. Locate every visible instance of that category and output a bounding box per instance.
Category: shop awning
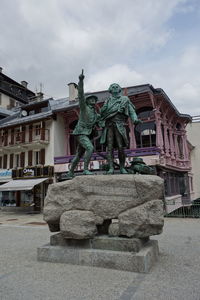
[0,178,48,192]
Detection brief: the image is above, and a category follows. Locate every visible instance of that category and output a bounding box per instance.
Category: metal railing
[0,129,49,147]
[165,200,200,218]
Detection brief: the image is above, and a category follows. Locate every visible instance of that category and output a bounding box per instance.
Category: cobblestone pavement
[0,212,200,300]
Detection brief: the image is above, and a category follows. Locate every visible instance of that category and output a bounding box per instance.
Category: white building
[187,116,200,200]
[0,97,66,211]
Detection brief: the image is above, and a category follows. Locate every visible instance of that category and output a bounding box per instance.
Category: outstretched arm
[78,69,86,110]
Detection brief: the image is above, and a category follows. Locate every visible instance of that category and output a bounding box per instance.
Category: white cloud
[0,0,199,115]
[85,64,144,92]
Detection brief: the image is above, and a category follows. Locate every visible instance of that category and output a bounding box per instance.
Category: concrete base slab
[50,233,149,252]
[37,239,159,273]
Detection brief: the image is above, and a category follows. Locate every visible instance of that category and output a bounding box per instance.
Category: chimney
[68,82,78,102]
[36,92,43,102]
[21,80,28,88]
[0,67,2,73]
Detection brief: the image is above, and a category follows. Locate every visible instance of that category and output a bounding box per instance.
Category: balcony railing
[0,129,49,147]
[54,147,161,164]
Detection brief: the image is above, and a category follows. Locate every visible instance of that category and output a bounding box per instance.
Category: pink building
[54,84,193,212]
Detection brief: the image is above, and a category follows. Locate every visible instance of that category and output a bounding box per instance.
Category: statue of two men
[68,71,140,177]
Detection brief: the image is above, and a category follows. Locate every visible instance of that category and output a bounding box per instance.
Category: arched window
[137,107,154,120]
[135,122,156,148]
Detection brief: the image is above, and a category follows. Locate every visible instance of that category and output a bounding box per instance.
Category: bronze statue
[99,83,140,174]
[68,70,99,177]
[129,157,155,175]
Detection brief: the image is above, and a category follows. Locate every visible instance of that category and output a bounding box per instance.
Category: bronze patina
[99,83,140,174]
[68,70,99,177]
[129,157,155,175]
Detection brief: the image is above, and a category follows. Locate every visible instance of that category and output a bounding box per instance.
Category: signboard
[0,169,12,182]
[23,168,35,177]
[54,155,159,174]
[55,157,134,173]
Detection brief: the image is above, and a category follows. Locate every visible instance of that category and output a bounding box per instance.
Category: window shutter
[10,154,14,169]
[29,125,33,142]
[41,122,45,140]
[11,129,14,145]
[20,152,25,168]
[22,126,26,143]
[28,150,32,166]
[40,149,45,165]
[3,154,7,169]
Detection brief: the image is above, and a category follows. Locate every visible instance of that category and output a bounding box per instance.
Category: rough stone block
[37,240,159,273]
[91,236,147,252]
[118,199,164,238]
[60,210,97,239]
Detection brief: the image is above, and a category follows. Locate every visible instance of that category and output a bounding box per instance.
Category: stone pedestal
[38,175,164,273]
[37,234,159,273]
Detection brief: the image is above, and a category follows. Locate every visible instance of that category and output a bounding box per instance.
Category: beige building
[0,97,66,211]
[187,116,200,200]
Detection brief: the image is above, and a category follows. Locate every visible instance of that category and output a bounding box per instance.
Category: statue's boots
[107,167,114,174]
[83,170,93,175]
[120,167,128,174]
[67,171,75,178]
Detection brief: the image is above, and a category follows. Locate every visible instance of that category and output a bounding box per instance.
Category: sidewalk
[0,216,200,299]
[0,210,47,226]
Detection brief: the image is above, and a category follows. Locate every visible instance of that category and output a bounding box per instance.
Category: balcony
[54,147,161,164]
[0,129,49,150]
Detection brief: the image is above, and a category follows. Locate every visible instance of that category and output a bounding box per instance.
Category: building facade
[0,98,65,211]
[0,81,194,213]
[53,84,194,213]
[187,116,200,201]
[0,67,35,110]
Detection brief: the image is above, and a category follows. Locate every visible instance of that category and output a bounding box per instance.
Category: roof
[0,98,53,128]
[0,83,192,128]
[53,83,192,121]
[0,107,15,117]
[0,72,35,95]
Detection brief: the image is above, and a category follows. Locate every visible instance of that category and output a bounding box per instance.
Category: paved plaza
[0,212,200,300]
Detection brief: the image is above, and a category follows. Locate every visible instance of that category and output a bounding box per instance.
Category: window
[35,124,41,136]
[15,154,20,168]
[41,106,48,113]
[35,151,40,165]
[0,156,2,168]
[69,120,78,154]
[10,154,14,169]
[0,93,2,105]
[137,107,154,120]
[7,98,15,109]
[135,122,156,148]
[15,128,21,142]
[3,155,7,169]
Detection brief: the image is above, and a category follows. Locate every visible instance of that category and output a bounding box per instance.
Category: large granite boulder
[118,200,164,238]
[44,175,164,239]
[60,210,97,239]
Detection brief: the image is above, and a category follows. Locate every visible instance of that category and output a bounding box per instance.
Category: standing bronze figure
[100,83,140,174]
[68,70,99,177]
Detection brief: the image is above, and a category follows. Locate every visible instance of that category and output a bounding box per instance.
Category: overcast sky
[0,0,200,115]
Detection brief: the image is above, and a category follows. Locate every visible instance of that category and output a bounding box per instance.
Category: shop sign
[0,169,12,180]
[23,168,35,177]
[56,157,134,173]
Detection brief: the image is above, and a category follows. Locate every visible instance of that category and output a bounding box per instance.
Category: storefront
[0,166,54,211]
[0,169,13,207]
